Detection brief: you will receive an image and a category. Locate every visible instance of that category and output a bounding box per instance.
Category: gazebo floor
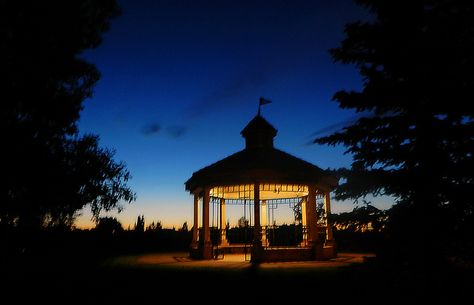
[215,243,309,253]
[212,244,336,261]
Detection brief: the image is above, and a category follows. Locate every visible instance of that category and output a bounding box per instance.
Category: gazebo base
[189,242,213,259]
[263,247,314,262]
[190,244,337,262]
[261,246,337,262]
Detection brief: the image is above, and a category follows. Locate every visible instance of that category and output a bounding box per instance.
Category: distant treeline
[1,225,192,258]
[1,205,386,257]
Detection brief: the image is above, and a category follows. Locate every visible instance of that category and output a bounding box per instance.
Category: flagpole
[258,96,271,116]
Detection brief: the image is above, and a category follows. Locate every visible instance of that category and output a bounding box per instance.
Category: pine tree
[316,0,474,263]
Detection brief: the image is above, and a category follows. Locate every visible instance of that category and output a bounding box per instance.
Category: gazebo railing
[199,224,327,248]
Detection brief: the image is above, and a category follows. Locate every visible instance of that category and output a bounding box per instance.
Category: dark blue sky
[77,0,390,228]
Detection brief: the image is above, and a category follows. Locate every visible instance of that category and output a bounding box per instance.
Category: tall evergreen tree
[315,0,474,263]
[1,0,135,229]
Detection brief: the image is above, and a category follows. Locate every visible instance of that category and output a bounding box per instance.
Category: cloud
[183,62,272,119]
[307,111,379,144]
[141,123,161,135]
[140,60,278,138]
[166,125,187,138]
[140,122,188,139]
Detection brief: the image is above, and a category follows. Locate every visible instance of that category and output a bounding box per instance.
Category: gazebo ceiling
[185,114,338,194]
[209,183,309,200]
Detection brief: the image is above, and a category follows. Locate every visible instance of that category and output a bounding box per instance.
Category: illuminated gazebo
[185,112,338,262]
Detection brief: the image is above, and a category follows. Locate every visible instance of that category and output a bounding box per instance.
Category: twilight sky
[76,0,392,229]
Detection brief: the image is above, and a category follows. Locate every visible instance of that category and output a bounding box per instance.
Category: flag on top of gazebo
[259,96,272,105]
[258,97,272,115]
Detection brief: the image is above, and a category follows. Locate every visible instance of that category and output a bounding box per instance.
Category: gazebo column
[219,198,229,246]
[261,200,267,246]
[307,186,320,245]
[201,186,212,259]
[251,183,263,263]
[300,197,308,247]
[191,192,199,249]
[324,192,335,247]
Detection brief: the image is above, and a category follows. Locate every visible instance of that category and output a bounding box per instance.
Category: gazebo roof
[185,114,338,193]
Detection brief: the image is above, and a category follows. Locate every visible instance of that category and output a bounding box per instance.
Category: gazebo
[185,112,338,262]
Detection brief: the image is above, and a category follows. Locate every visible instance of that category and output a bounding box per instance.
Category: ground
[2,251,473,304]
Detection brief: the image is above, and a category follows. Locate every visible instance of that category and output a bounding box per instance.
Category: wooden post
[191,192,199,248]
[201,187,212,259]
[307,186,319,245]
[301,197,308,247]
[261,200,267,246]
[324,192,335,246]
[220,198,229,246]
[252,183,263,263]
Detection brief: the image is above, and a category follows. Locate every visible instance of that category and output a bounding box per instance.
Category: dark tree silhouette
[1,0,135,229]
[95,216,124,235]
[134,215,145,232]
[237,217,249,228]
[180,221,188,232]
[146,221,162,232]
[315,0,474,263]
[292,202,302,224]
[330,203,386,233]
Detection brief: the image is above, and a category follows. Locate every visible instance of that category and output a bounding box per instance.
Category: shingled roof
[185,114,337,193]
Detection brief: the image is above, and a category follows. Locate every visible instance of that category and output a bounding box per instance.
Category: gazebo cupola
[241,114,277,149]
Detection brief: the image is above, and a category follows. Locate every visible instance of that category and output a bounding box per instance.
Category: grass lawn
[2,251,473,304]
